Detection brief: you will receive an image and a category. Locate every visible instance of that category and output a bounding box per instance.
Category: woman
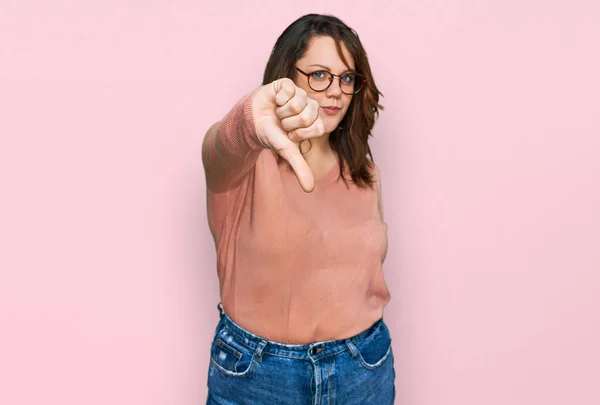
[202,13,394,404]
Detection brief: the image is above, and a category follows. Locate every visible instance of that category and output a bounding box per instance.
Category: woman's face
[294,36,355,135]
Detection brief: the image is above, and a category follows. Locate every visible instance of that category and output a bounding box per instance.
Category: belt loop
[254,340,268,362]
[345,339,359,358]
[217,302,225,318]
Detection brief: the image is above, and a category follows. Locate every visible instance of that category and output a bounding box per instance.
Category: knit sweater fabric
[202,88,391,344]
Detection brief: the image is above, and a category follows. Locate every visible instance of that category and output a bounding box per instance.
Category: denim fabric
[206,303,395,405]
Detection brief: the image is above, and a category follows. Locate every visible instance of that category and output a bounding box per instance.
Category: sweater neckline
[271,150,345,189]
[314,155,344,188]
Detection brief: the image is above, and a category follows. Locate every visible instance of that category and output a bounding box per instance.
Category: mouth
[321,106,342,115]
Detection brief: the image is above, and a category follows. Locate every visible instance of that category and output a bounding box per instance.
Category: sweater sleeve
[202,88,266,193]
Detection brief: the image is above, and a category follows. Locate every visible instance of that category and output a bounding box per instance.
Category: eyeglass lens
[308,71,364,94]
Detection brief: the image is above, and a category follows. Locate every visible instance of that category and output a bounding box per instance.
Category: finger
[287,116,325,143]
[277,146,315,193]
[279,98,319,132]
[272,78,296,107]
[275,87,308,119]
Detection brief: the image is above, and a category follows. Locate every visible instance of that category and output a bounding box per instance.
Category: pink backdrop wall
[1,1,599,404]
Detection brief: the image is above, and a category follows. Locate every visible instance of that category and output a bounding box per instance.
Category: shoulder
[367,162,386,220]
[366,160,382,187]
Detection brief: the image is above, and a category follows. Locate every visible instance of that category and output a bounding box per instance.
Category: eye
[341,74,356,83]
[311,71,329,80]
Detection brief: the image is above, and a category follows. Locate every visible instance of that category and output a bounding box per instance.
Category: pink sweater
[202,89,391,344]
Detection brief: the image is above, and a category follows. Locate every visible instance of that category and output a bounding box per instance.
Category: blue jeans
[207,302,396,404]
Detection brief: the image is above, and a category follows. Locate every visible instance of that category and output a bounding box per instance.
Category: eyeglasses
[295,67,367,95]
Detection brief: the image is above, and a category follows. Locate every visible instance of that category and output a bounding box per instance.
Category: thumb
[277,145,315,193]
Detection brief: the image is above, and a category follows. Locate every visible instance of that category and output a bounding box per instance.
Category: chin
[324,119,342,134]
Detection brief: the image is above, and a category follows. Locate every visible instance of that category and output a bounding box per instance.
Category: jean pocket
[353,321,393,370]
[209,326,256,378]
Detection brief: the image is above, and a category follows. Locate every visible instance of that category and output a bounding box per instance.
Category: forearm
[202,89,265,192]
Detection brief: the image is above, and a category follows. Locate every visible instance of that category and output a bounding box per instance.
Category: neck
[300,133,338,173]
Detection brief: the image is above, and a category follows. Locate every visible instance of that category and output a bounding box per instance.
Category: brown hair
[262,14,384,188]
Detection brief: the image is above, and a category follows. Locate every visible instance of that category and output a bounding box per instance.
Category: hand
[252,78,325,192]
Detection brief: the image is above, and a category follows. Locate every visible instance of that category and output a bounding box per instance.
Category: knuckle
[300,112,313,127]
[278,118,291,131]
[280,77,294,89]
[287,130,301,142]
[315,119,325,134]
[274,105,285,119]
[290,98,304,114]
[311,105,320,120]
[295,86,307,97]
[276,78,296,97]
[298,127,310,139]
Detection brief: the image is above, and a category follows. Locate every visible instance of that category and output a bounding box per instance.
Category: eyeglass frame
[295,67,367,95]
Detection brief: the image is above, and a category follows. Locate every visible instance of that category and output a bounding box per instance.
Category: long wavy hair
[262,14,384,188]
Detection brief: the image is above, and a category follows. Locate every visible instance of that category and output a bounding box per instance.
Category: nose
[326,77,343,97]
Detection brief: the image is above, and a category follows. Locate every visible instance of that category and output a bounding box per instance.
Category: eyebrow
[308,64,355,74]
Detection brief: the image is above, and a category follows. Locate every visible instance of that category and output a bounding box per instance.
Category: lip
[321,106,342,115]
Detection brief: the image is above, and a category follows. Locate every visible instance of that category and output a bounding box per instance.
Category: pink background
[1,0,599,404]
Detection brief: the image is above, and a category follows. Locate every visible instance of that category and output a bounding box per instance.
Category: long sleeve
[202,88,265,193]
